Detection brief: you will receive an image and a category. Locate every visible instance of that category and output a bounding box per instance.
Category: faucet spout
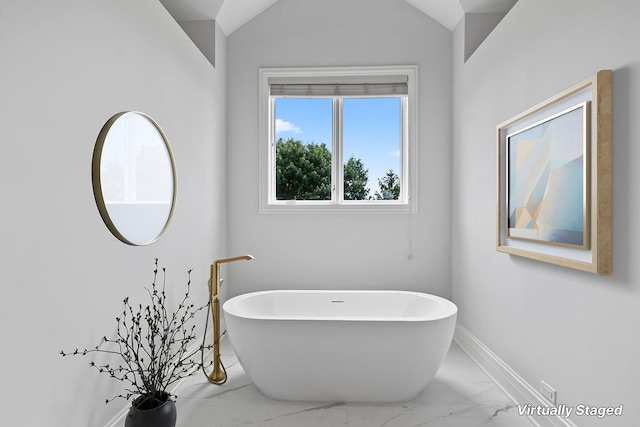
[214,255,254,264]
[207,255,253,385]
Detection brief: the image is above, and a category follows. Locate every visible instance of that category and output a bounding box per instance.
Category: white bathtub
[223,290,457,403]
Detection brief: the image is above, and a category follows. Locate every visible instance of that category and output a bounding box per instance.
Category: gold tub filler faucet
[205,255,253,385]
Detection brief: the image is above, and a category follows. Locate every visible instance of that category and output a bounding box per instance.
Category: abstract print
[507,103,589,248]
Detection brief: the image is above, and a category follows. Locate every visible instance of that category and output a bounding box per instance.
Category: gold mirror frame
[92,111,177,246]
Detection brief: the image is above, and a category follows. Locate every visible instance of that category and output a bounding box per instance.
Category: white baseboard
[454,323,577,427]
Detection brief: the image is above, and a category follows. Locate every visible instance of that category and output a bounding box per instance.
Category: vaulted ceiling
[159,0,518,35]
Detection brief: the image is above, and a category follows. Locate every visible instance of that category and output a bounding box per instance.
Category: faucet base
[208,367,227,384]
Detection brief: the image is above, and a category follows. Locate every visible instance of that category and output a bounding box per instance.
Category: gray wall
[225,0,453,299]
[0,0,227,425]
[452,0,640,425]
[4,0,638,425]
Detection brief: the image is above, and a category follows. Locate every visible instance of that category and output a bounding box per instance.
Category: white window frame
[259,65,418,213]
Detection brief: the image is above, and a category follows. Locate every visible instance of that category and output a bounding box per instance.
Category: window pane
[274,98,333,200]
[343,97,401,200]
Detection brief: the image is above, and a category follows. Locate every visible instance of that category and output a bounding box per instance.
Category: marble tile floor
[175,341,535,427]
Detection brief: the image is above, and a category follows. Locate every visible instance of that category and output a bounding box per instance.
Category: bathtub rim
[223,289,457,322]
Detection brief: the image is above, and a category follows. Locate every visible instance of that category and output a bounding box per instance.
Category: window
[259,66,418,212]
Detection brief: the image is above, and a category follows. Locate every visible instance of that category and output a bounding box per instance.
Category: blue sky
[274,97,401,195]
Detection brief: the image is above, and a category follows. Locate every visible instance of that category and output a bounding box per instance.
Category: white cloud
[390,150,401,157]
[275,119,302,134]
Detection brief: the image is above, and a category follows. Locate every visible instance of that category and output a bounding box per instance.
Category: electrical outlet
[540,380,557,405]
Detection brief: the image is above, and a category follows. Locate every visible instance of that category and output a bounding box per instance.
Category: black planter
[124,393,177,427]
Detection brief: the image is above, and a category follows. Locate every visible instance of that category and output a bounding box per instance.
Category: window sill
[259,200,417,214]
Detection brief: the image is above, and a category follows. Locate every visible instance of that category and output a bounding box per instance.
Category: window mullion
[333,98,344,203]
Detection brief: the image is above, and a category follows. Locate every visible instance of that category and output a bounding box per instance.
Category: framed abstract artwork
[497,70,612,275]
[506,101,590,248]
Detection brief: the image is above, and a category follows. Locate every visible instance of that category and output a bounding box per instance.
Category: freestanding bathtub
[223,290,457,403]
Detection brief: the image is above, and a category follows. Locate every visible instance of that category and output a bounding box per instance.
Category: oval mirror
[92,112,177,246]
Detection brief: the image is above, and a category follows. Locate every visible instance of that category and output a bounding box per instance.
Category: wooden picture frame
[497,70,612,275]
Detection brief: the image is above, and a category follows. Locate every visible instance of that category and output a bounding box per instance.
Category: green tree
[375,169,400,200]
[275,138,373,201]
[343,156,370,200]
[275,138,332,200]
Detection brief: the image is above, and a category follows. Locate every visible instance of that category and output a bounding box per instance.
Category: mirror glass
[92,112,176,245]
